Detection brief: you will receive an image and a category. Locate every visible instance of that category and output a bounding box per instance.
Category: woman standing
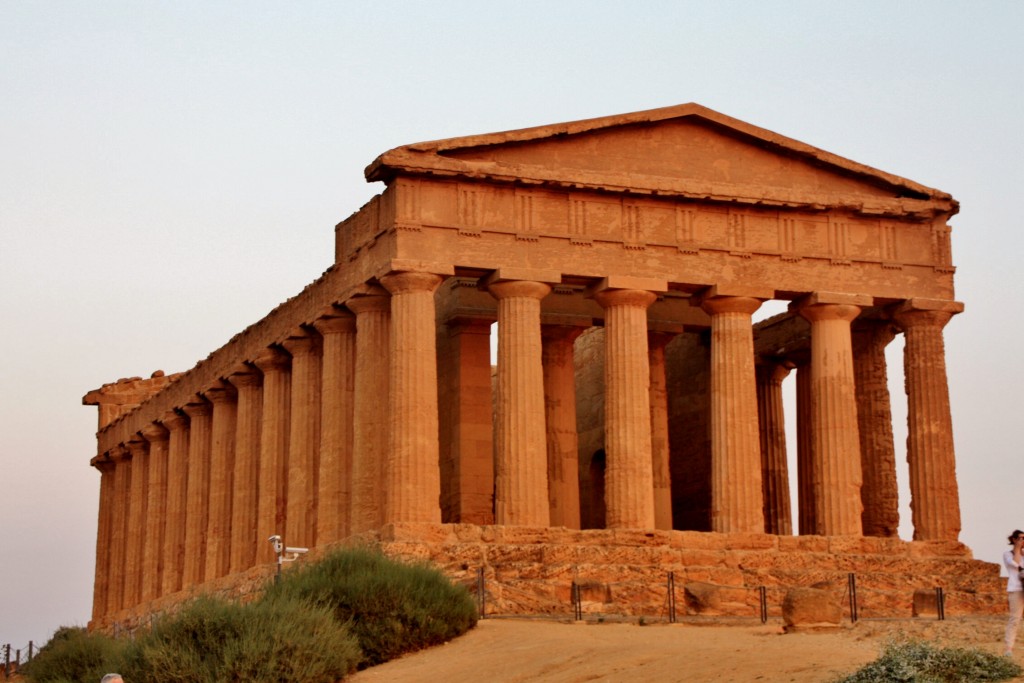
[1004,530,1024,656]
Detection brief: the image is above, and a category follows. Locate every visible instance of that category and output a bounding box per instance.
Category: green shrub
[21,626,125,683]
[262,547,478,667]
[834,637,1023,683]
[118,595,359,683]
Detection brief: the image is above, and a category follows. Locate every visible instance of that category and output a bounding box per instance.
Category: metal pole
[668,572,676,623]
[848,573,858,623]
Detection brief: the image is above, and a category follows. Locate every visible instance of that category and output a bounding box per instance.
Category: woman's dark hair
[1009,530,1024,544]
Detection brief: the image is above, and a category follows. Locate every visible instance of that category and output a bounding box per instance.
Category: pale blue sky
[2,1,1021,647]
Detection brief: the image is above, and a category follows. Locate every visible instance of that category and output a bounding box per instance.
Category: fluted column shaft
[283,331,322,549]
[701,296,764,533]
[795,365,816,535]
[756,362,792,535]
[489,280,551,526]
[181,398,212,588]
[140,423,169,603]
[893,306,961,541]
[124,438,149,608]
[852,323,899,537]
[439,319,495,524]
[313,313,356,544]
[107,447,130,613]
[648,331,674,531]
[799,302,864,536]
[91,460,115,621]
[348,291,391,533]
[541,324,585,529]
[595,288,657,529]
[381,272,444,524]
[254,348,291,564]
[161,410,189,595]
[228,366,262,572]
[204,382,238,581]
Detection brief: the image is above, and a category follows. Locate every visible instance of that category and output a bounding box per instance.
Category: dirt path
[348,616,1022,683]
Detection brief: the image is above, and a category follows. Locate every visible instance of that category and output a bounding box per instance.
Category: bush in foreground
[834,637,1023,683]
[262,547,478,667]
[20,626,125,683]
[118,595,360,683]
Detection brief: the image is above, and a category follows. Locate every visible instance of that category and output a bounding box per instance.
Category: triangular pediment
[366,104,955,217]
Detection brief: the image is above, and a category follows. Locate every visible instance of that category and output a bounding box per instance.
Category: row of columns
[91,272,962,620]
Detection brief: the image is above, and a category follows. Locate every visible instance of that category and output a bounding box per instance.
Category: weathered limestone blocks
[782,587,842,629]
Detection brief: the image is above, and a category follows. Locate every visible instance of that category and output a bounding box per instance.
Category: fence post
[572,582,582,621]
[935,587,945,621]
[476,567,486,619]
[28,640,34,662]
[667,571,676,623]
[5,642,10,677]
[847,573,858,623]
[759,586,768,624]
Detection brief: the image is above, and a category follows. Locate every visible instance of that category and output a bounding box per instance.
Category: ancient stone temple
[84,104,1000,628]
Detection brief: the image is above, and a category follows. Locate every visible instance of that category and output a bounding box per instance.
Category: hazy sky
[2,2,1022,648]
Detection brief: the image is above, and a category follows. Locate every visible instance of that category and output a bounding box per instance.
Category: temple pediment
[366,103,956,217]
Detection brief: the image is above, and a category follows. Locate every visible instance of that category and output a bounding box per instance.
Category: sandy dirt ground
[348,615,1024,683]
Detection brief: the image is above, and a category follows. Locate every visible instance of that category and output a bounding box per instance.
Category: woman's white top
[1005,549,1023,592]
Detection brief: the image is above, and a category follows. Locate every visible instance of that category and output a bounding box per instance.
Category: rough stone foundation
[91,524,1004,635]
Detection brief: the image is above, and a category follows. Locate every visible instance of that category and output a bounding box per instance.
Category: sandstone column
[204,381,238,581]
[541,324,585,529]
[140,422,169,603]
[648,330,676,531]
[893,300,964,541]
[438,318,495,524]
[797,293,869,536]
[594,286,659,530]
[795,363,816,535]
[756,361,793,535]
[851,321,899,537]
[227,365,262,572]
[107,446,130,613]
[487,277,552,526]
[123,437,149,608]
[91,458,115,621]
[161,409,189,595]
[313,311,356,545]
[254,347,291,564]
[181,397,212,588]
[700,292,765,533]
[348,289,391,533]
[381,271,445,524]
[282,329,322,549]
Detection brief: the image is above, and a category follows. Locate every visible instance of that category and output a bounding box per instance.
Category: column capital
[379,271,445,296]
[486,279,552,301]
[181,397,212,419]
[126,436,148,458]
[891,299,963,330]
[281,328,322,357]
[253,346,292,374]
[140,422,170,443]
[226,363,263,389]
[312,309,356,336]
[109,444,130,462]
[345,286,391,315]
[796,302,862,324]
[203,380,238,405]
[756,361,793,385]
[593,288,658,310]
[700,295,763,317]
[161,409,189,431]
